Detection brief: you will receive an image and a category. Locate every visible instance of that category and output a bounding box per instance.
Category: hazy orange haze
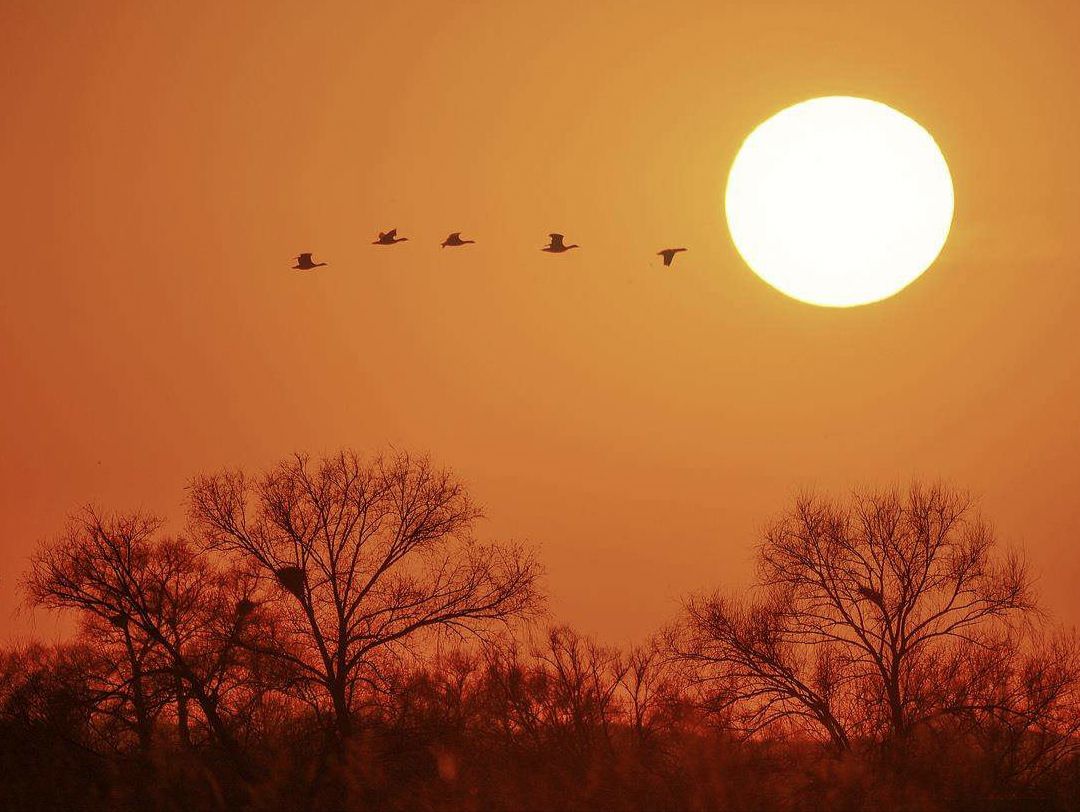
[2,0,1080,642]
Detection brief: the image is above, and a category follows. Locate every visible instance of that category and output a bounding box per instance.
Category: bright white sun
[725,96,954,307]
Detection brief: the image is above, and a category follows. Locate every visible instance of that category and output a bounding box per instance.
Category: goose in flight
[441,232,475,248]
[542,233,579,253]
[292,253,327,271]
[373,229,408,245]
[658,248,687,267]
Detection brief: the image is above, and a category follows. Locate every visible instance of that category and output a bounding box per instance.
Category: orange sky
[3,1,1080,644]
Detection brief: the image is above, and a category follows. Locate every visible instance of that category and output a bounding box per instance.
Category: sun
[725,96,954,307]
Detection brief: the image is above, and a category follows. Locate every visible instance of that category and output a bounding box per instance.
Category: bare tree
[617,639,681,749]
[673,483,1037,749]
[187,449,542,739]
[939,630,1080,789]
[482,627,628,760]
[24,509,254,774]
[671,589,853,751]
[535,626,627,756]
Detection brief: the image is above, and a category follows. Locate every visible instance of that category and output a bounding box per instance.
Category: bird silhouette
[542,233,579,253]
[292,253,327,270]
[658,247,687,267]
[373,229,408,245]
[441,232,475,248]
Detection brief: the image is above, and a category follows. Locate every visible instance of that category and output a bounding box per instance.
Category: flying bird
[542,233,579,253]
[658,247,687,267]
[292,252,327,270]
[373,229,408,245]
[441,232,475,248]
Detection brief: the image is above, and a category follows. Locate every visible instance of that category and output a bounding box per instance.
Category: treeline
[2,450,1079,811]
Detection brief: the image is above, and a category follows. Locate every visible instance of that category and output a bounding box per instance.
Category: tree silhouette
[672,588,853,750]
[938,630,1080,788]
[187,449,542,739]
[24,509,257,776]
[673,483,1039,750]
[9,469,1080,809]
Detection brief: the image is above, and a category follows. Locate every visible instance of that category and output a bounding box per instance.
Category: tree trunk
[331,676,353,739]
[886,674,906,741]
[122,628,153,755]
[175,674,192,749]
[184,676,253,780]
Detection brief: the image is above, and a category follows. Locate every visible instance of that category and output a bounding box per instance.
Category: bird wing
[661,251,673,266]
[549,233,565,248]
[447,232,460,241]
[297,252,312,263]
[385,229,397,239]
